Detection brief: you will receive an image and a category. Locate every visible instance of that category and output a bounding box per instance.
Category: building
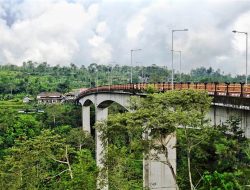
[37,92,63,104]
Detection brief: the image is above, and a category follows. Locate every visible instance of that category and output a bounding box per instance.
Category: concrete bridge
[77,82,250,190]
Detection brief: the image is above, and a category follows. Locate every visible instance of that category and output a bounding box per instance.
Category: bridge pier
[81,103,109,189]
[96,107,108,166]
[82,106,91,133]
[96,107,109,190]
[146,135,177,190]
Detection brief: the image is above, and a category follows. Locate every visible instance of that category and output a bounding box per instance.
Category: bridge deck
[75,83,250,109]
[77,82,250,99]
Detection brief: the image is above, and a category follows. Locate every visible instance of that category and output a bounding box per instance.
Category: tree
[56,80,70,93]
[172,91,211,190]
[0,130,66,189]
[201,117,250,188]
[0,129,98,190]
[44,104,81,128]
[0,110,42,157]
[177,116,250,189]
[66,128,95,152]
[60,149,97,190]
[45,104,65,127]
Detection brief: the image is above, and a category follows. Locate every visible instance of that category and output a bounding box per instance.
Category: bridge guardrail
[76,82,250,100]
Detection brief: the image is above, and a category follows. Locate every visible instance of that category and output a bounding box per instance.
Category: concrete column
[96,107,108,190]
[148,134,177,190]
[82,106,91,133]
[143,131,149,189]
[96,107,108,166]
[143,158,149,188]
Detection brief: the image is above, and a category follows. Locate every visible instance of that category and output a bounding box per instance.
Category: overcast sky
[0,0,250,74]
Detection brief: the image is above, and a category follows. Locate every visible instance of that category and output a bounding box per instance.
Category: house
[37,92,63,104]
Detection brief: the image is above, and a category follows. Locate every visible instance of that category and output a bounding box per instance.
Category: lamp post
[131,49,142,83]
[232,30,248,84]
[172,50,182,82]
[171,29,188,89]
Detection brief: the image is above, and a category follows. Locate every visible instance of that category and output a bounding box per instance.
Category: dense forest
[0,61,248,100]
[0,62,249,189]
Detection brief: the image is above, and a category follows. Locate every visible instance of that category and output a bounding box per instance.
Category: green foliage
[108,102,127,115]
[43,104,81,128]
[0,128,97,190]
[97,90,249,189]
[66,128,95,153]
[0,109,42,157]
[0,62,169,98]
[0,130,66,189]
[0,98,96,190]
[102,145,143,190]
[145,84,159,93]
[0,62,248,100]
[0,62,249,189]
[51,149,97,190]
[177,116,250,189]
[202,171,243,190]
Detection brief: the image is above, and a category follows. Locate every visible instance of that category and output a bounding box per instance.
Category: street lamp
[172,50,182,82]
[232,30,248,84]
[131,49,142,83]
[171,29,188,89]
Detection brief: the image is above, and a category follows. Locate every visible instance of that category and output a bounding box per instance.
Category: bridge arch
[79,93,131,132]
[82,99,94,107]
[78,92,132,178]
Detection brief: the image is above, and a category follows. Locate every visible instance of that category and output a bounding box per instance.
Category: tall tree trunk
[65,145,73,179]
[161,135,179,190]
[187,149,194,190]
[53,115,56,126]
[184,126,194,190]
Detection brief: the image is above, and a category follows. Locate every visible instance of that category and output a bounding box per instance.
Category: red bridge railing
[77,82,250,99]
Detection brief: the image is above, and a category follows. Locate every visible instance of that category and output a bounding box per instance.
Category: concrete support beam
[96,107,108,190]
[82,106,91,133]
[143,131,149,189]
[208,106,250,138]
[96,107,108,166]
[143,159,149,188]
[148,135,177,190]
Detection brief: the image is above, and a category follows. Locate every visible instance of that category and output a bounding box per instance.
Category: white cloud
[0,0,97,65]
[88,34,113,63]
[232,11,250,52]
[96,21,109,35]
[126,12,146,39]
[0,0,250,74]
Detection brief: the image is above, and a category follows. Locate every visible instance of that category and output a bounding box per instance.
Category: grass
[0,100,30,110]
